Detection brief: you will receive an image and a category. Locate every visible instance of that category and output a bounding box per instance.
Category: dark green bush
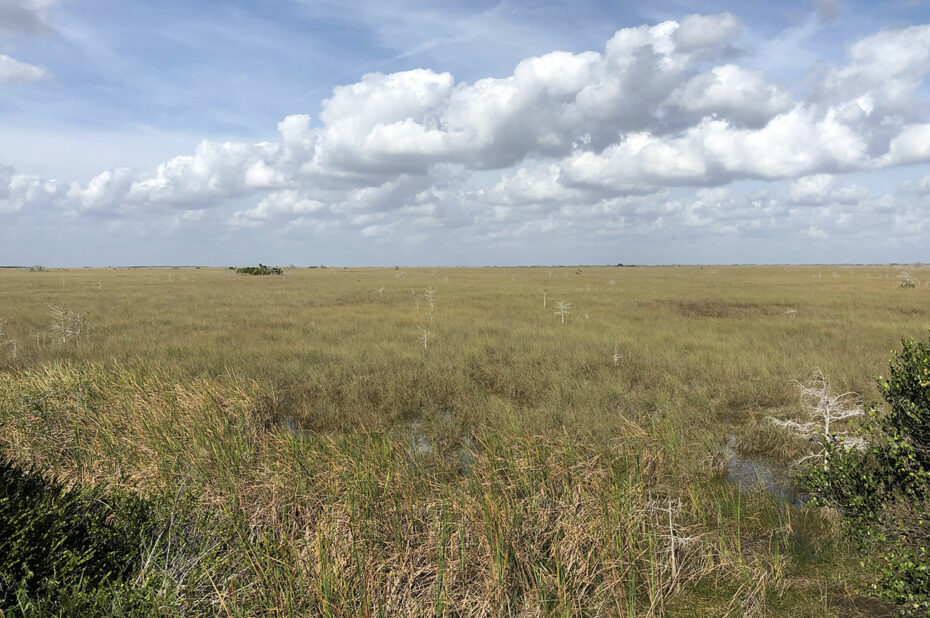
[0,459,158,613]
[0,458,247,615]
[802,334,930,614]
[235,263,283,275]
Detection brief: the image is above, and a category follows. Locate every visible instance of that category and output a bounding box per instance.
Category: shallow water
[407,421,434,456]
[406,422,478,472]
[278,417,312,437]
[723,435,806,506]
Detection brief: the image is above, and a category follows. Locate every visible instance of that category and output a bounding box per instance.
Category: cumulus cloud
[230,190,326,228]
[66,168,134,213]
[560,105,868,191]
[879,123,930,167]
[305,13,743,176]
[672,12,740,50]
[0,165,61,214]
[59,12,747,212]
[665,65,793,127]
[788,174,869,204]
[480,165,586,207]
[6,13,930,257]
[822,24,930,117]
[0,54,48,85]
[123,140,286,207]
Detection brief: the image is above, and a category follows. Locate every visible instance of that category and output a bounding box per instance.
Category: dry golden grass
[1,264,927,615]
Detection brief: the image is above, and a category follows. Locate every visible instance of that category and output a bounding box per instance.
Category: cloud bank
[3,11,930,262]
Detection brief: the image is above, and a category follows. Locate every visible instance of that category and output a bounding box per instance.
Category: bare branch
[770,367,865,465]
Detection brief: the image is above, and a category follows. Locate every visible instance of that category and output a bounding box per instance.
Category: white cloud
[481,165,583,206]
[803,226,828,239]
[672,12,740,51]
[665,65,793,126]
[304,13,743,176]
[789,174,869,204]
[0,54,49,85]
[6,13,930,259]
[879,124,930,167]
[560,105,868,191]
[123,140,285,206]
[231,190,325,227]
[822,24,930,116]
[67,168,134,212]
[0,165,61,214]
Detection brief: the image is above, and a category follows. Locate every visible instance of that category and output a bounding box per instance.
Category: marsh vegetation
[0,265,928,615]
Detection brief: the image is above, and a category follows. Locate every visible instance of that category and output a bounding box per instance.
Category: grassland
[0,264,928,616]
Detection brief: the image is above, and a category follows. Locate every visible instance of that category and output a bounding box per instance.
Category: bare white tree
[554,300,571,324]
[49,304,86,344]
[899,271,916,288]
[768,368,865,465]
[542,287,548,308]
[424,288,436,321]
[417,327,433,351]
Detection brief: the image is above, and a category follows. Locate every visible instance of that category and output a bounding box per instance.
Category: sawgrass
[0,264,928,615]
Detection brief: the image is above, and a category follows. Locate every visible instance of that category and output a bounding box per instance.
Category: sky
[1,0,930,266]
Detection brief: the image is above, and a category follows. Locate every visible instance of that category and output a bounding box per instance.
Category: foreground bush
[0,459,154,614]
[0,457,247,616]
[802,334,930,614]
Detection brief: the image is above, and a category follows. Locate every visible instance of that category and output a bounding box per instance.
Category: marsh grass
[1,265,928,614]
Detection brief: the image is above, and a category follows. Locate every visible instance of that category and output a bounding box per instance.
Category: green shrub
[234,263,283,275]
[0,457,243,615]
[801,334,930,614]
[0,459,158,613]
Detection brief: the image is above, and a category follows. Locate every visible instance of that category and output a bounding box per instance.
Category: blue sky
[2,0,930,265]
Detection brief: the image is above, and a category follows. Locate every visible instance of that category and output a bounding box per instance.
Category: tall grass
[1,264,927,614]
